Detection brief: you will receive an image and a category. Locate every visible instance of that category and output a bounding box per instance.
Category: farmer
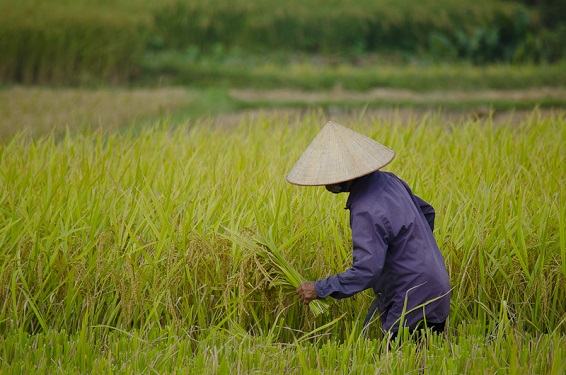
[287,121,451,338]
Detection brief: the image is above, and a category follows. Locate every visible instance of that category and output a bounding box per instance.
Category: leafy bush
[150,0,539,63]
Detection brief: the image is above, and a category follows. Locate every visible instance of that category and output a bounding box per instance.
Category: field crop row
[0,110,564,372]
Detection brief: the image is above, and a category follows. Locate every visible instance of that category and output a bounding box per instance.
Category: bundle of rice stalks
[224,228,329,316]
[253,233,330,317]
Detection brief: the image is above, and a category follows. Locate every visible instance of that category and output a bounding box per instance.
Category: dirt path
[230,87,566,104]
[222,87,565,127]
[1,86,564,139]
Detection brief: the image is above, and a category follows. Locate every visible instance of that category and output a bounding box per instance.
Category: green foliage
[150,0,534,61]
[0,111,564,339]
[0,2,144,84]
[0,0,564,84]
[0,324,564,374]
[536,24,566,62]
[141,53,566,92]
[428,7,547,64]
[0,109,564,372]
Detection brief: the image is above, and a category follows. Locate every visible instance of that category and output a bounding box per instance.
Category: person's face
[325,181,352,194]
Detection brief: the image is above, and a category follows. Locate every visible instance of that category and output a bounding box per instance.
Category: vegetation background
[1,0,565,87]
[0,0,565,373]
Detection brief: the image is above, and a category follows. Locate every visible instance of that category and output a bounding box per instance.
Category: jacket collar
[345,172,375,209]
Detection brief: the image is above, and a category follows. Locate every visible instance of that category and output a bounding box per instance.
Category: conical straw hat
[286,121,395,186]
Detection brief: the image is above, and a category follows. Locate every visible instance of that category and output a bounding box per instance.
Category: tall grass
[0,110,564,371]
[0,87,195,139]
[0,1,147,84]
[141,54,566,91]
[0,0,556,84]
[1,323,564,374]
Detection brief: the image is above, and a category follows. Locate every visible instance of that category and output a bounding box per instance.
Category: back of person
[346,171,451,333]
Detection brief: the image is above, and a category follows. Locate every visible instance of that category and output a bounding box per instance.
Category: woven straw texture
[287,121,395,186]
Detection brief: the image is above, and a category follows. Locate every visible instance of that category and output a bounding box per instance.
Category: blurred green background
[1,0,564,86]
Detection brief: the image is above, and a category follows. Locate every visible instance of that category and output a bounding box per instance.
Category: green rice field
[0,105,564,373]
[1,0,565,372]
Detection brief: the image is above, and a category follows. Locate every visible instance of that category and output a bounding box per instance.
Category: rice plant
[0,109,564,373]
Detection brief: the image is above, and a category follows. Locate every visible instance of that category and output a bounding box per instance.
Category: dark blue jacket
[314,171,451,332]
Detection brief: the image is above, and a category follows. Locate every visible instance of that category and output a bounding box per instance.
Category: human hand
[296,281,318,305]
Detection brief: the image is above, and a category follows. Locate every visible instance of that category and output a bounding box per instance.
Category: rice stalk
[223,228,329,317]
[254,232,330,317]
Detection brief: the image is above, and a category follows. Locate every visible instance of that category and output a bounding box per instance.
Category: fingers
[296,281,318,304]
[296,285,307,304]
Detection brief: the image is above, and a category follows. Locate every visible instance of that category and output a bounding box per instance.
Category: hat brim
[286,121,396,186]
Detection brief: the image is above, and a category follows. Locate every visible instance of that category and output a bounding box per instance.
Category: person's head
[325,180,354,194]
[286,121,395,190]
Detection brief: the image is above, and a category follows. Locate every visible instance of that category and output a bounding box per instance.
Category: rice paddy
[0,105,564,373]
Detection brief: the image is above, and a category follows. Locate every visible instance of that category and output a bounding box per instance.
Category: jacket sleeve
[314,210,389,299]
[414,195,435,232]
